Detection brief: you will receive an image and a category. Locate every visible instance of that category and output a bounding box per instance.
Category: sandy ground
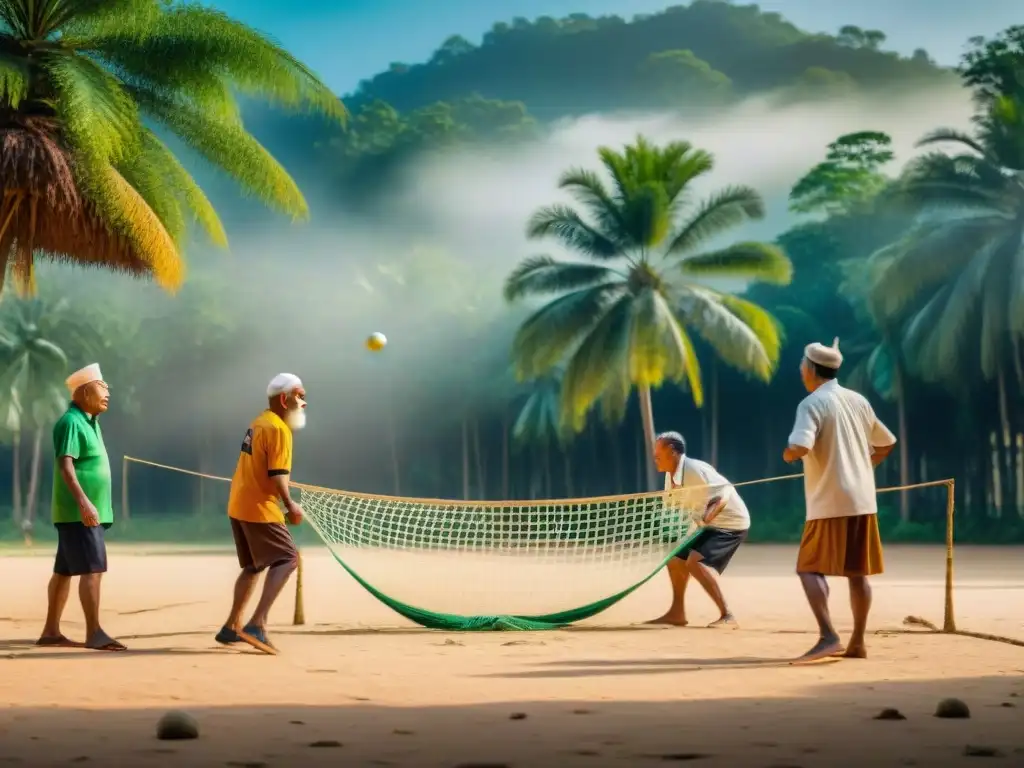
[0,543,1022,767]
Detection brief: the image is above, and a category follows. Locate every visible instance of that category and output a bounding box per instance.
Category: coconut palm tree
[864,96,1024,509]
[503,135,792,488]
[0,293,76,539]
[0,0,345,294]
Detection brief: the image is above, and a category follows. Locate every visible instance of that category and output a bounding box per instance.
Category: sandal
[35,634,83,648]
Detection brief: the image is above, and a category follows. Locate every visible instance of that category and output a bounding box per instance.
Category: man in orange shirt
[215,373,307,655]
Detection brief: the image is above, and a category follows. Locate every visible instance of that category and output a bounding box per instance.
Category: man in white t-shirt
[783,338,896,663]
[648,431,750,628]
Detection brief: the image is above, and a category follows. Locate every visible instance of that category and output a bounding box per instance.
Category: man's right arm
[784,401,818,463]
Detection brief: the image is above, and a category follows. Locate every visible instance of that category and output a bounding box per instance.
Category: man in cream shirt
[784,338,896,662]
[649,431,750,628]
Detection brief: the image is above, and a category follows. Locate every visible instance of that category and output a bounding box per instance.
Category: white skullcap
[804,337,843,370]
[267,373,303,397]
[66,363,103,394]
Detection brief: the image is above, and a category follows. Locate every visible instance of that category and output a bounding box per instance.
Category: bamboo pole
[293,549,305,626]
[943,479,956,632]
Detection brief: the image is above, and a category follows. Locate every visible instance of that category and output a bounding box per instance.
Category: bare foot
[792,636,844,664]
[707,614,738,629]
[645,614,688,627]
[842,644,867,658]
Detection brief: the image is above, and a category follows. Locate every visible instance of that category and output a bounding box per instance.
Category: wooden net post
[293,549,305,626]
[942,479,956,633]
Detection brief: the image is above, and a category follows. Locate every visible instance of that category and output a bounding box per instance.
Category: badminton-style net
[295,482,716,630]
[122,457,717,630]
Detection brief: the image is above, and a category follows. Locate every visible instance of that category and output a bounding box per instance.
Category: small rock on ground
[156,711,199,741]
[934,698,971,718]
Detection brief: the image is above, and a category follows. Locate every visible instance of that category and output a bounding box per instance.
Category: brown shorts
[796,514,884,577]
[230,518,298,573]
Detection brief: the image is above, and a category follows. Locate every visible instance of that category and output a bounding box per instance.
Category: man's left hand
[702,496,722,524]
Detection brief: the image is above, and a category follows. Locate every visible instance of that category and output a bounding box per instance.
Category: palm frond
[628,288,703,403]
[503,255,620,302]
[42,49,140,167]
[916,127,990,156]
[131,87,309,219]
[677,241,792,285]
[561,293,634,426]
[666,186,765,256]
[557,167,623,234]
[0,50,29,108]
[525,204,621,258]
[868,215,1007,322]
[510,283,624,380]
[676,287,779,381]
[128,128,227,247]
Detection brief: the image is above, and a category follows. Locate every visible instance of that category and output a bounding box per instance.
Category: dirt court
[0,543,1022,767]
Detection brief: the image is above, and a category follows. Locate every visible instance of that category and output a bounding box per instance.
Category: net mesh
[295,483,717,630]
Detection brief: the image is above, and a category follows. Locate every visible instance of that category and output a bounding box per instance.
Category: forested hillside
[251,2,953,202]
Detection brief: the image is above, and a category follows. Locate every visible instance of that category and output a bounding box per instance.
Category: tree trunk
[997,369,1012,514]
[11,431,22,525]
[461,418,470,500]
[23,428,43,540]
[562,449,573,497]
[543,443,552,498]
[388,407,401,496]
[472,419,485,499]
[896,384,910,522]
[637,385,658,490]
[501,413,510,500]
[710,359,719,466]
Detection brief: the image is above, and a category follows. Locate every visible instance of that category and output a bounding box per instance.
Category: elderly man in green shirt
[36,363,126,652]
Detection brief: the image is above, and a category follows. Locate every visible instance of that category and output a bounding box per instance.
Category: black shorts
[675,527,748,573]
[53,522,111,576]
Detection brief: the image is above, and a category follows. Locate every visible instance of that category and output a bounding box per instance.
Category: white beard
[284,408,306,431]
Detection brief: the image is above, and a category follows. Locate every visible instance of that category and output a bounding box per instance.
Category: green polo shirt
[51,404,113,525]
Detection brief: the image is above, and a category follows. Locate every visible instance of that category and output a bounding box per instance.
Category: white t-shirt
[664,456,750,532]
[787,379,897,521]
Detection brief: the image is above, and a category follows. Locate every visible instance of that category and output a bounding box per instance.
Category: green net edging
[302,512,705,631]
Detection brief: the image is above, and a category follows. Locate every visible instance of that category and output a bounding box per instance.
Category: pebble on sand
[874,707,907,720]
[156,710,199,740]
[934,698,971,719]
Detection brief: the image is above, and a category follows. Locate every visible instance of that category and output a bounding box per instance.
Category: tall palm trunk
[997,368,1012,514]
[388,406,401,496]
[637,385,658,490]
[472,419,485,499]
[461,418,470,500]
[23,428,43,544]
[710,359,720,466]
[562,449,573,497]
[11,431,22,524]
[892,354,911,522]
[501,413,510,499]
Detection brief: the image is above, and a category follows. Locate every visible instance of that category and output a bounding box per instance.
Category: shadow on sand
[0,676,1020,767]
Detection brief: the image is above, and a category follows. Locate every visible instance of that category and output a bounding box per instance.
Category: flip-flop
[35,635,83,648]
[238,625,278,656]
[85,634,127,652]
